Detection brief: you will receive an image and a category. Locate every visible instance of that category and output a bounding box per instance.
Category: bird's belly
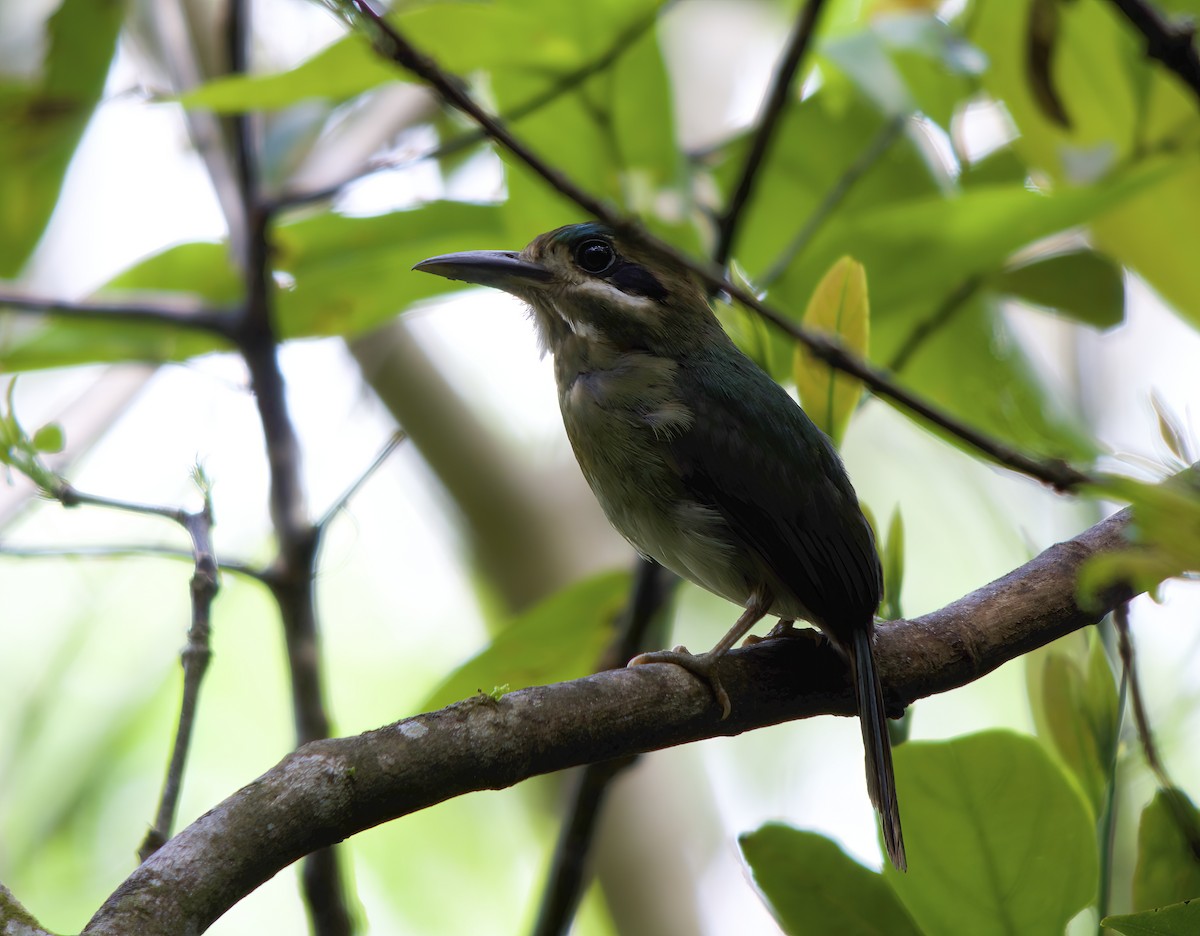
[560,391,754,608]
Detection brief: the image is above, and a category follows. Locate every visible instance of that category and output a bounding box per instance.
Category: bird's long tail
[849,626,906,871]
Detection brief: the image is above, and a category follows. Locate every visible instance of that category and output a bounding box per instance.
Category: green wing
[669,348,882,635]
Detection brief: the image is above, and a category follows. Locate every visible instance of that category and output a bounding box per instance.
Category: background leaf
[1133,789,1200,911]
[994,250,1126,329]
[794,256,869,447]
[421,570,629,711]
[0,0,124,275]
[741,824,921,936]
[886,731,1098,936]
[1103,900,1200,935]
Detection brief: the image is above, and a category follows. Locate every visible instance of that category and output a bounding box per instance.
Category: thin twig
[139,499,220,860]
[316,431,407,530]
[338,3,1094,494]
[271,7,660,213]
[1096,655,1128,928]
[1106,0,1200,106]
[713,0,829,267]
[24,475,222,859]
[887,275,985,374]
[0,542,269,584]
[0,292,239,338]
[760,114,909,287]
[531,560,676,936]
[1114,602,1200,860]
[343,0,614,221]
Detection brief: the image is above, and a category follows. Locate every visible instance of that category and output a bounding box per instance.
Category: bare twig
[1114,602,1200,860]
[713,0,829,267]
[23,475,223,860]
[0,291,238,338]
[1106,0,1200,106]
[0,542,269,583]
[83,505,1141,935]
[337,3,1094,493]
[271,6,659,213]
[316,431,407,530]
[140,496,220,860]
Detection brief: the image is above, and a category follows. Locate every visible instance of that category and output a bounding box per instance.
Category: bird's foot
[628,646,732,719]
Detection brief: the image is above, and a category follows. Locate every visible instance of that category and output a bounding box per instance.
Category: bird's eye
[575,239,615,274]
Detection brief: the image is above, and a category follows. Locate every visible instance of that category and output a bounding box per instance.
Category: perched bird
[414,222,905,870]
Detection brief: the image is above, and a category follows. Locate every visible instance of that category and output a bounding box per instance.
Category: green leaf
[0,0,123,276]
[714,263,774,372]
[178,34,404,111]
[1,202,510,371]
[994,250,1125,328]
[881,507,905,621]
[880,291,1096,461]
[886,731,1098,936]
[31,423,65,454]
[275,201,509,338]
[740,824,921,936]
[1025,631,1119,816]
[970,0,1200,324]
[0,242,239,372]
[1133,789,1200,911]
[823,12,985,128]
[421,570,630,712]
[1103,900,1200,935]
[1151,391,1191,464]
[716,84,941,283]
[1093,164,1200,330]
[794,256,869,447]
[970,0,1143,180]
[492,2,673,233]
[1078,473,1200,604]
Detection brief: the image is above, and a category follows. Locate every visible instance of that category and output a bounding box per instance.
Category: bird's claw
[627,648,732,719]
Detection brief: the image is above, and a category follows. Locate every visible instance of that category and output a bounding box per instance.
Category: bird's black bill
[413,250,552,292]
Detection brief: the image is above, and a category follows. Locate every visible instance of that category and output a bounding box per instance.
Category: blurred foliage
[745,732,1098,936]
[0,0,122,277]
[422,569,629,711]
[1026,629,1121,818]
[2,0,1200,933]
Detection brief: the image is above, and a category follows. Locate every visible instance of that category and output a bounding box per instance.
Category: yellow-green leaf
[794,256,869,447]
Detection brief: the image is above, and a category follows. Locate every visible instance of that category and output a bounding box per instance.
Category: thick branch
[85,506,1135,935]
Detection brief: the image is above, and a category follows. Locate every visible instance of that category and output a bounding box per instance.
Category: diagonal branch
[272,5,659,213]
[713,0,828,267]
[0,291,239,338]
[338,2,1093,493]
[1106,0,1200,106]
[83,504,1138,935]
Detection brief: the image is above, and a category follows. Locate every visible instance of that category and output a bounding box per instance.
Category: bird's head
[414,222,722,359]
